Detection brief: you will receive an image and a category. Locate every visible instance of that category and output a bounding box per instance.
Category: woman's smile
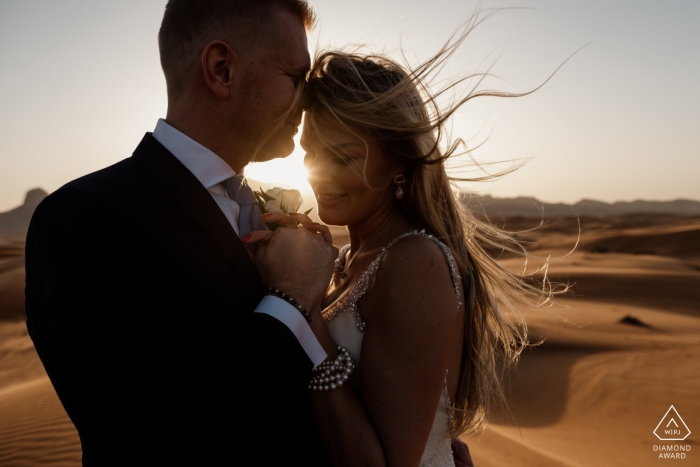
[303,118,401,228]
[315,191,348,208]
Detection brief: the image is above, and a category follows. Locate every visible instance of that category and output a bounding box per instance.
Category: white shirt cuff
[254,295,327,368]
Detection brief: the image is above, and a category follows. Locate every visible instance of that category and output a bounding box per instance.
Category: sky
[0,0,698,212]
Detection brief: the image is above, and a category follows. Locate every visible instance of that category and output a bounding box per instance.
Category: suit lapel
[132,133,265,299]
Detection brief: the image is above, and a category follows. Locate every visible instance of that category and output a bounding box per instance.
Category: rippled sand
[1,215,699,466]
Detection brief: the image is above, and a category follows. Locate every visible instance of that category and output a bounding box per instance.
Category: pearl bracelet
[309,346,355,391]
[267,287,312,323]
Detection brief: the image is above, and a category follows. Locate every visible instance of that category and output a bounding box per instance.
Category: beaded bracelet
[267,287,312,323]
[309,346,355,391]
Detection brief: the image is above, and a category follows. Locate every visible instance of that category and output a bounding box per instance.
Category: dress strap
[383,230,464,313]
[324,230,471,331]
[371,230,462,310]
[332,230,465,318]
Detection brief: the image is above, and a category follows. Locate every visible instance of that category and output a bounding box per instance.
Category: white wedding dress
[323,230,463,467]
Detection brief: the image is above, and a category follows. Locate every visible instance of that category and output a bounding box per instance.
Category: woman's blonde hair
[304,14,566,436]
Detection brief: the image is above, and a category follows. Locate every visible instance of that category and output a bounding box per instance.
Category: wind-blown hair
[304,14,566,436]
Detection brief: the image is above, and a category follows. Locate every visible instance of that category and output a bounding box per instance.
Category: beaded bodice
[322,230,463,467]
[323,230,463,330]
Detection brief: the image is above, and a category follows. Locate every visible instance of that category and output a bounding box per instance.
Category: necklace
[340,213,395,280]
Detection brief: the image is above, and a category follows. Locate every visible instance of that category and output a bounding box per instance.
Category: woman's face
[301,117,399,227]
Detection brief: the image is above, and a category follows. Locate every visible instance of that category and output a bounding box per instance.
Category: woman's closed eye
[305,149,358,168]
[329,153,352,166]
[326,149,361,166]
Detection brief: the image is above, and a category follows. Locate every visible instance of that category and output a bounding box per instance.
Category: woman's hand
[243,212,333,245]
[248,213,340,358]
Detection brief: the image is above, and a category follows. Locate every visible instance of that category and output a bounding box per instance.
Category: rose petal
[264,199,281,212]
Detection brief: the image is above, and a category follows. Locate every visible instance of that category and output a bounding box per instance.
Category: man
[25,1,336,465]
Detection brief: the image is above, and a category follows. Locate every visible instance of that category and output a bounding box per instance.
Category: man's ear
[201,40,239,99]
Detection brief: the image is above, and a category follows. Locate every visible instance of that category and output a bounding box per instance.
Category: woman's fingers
[287,212,333,244]
[294,220,333,244]
[309,222,333,244]
[242,230,274,244]
[252,212,333,245]
[288,212,314,227]
[261,211,298,228]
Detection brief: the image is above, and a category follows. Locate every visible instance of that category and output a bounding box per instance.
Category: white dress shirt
[152,119,327,367]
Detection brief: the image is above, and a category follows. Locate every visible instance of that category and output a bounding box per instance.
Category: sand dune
[471,343,700,466]
[0,257,25,321]
[0,245,26,313]
[0,247,82,467]
[0,320,80,467]
[583,223,700,258]
[1,214,699,466]
[521,252,700,317]
[466,215,700,466]
[0,378,81,467]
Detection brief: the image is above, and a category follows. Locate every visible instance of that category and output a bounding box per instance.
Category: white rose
[265,187,285,199]
[261,187,303,213]
[274,189,303,213]
[264,199,282,213]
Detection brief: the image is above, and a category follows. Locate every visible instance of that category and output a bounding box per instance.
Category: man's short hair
[159,0,315,99]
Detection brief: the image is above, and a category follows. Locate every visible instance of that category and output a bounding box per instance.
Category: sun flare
[244,133,320,218]
[245,135,311,192]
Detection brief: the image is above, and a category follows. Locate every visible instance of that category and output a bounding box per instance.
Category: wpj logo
[654,406,691,441]
[652,406,692,459]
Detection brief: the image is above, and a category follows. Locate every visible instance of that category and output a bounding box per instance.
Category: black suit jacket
[25,134,330,466]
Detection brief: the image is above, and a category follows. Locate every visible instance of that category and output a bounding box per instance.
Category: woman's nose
[306,157,333,185]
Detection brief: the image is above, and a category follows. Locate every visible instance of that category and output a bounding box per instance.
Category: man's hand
[252,216,337,311]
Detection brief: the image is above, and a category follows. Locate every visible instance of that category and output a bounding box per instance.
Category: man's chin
[253,139,295,163]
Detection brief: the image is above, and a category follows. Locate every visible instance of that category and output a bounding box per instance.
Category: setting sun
[245,132,320,218]
[245,133,311,192]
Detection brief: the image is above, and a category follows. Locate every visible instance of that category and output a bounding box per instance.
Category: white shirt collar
[152,119,236,190]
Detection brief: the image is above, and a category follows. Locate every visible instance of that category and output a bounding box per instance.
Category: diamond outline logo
[654,405,691,441]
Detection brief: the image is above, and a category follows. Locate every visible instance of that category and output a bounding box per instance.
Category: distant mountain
[0,189,48,241]
[2,188,699,243]
[462,195,700,217]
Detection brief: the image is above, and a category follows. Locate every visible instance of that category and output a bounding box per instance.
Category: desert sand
[1,215,699,466]
[0,244,81,467]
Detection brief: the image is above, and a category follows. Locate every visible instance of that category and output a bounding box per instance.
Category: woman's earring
[393,174,406,200]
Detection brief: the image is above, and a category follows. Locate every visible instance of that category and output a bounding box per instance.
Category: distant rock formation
[0,189,48,242]
[462,195,700,217]
[1,188,699,243]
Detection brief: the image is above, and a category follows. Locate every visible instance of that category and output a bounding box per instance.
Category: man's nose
[289,108,303,127]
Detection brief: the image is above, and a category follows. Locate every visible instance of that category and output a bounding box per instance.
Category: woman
[245,20,562,465]
[280,29,561,465]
